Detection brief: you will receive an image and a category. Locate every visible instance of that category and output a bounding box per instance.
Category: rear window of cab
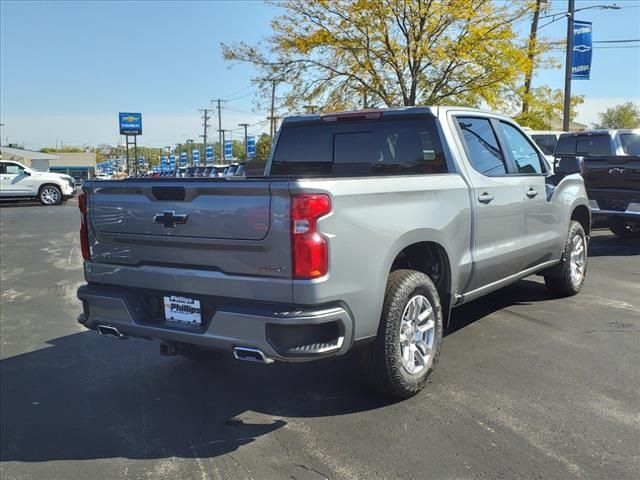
[270,118,447,177]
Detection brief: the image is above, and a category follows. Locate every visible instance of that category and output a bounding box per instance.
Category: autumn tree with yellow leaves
[222,0,538,112]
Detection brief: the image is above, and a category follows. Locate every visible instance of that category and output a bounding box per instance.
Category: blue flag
[572,21,592,80]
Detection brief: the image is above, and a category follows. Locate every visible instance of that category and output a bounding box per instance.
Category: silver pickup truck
[77,107,590,398]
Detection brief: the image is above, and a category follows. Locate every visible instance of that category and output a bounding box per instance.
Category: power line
[220,84,253,99]
[592,39,640,43]
[224,106,258,115]
[224,91,255,102]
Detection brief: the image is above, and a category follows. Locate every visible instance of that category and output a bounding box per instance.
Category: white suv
[0,160,76,205]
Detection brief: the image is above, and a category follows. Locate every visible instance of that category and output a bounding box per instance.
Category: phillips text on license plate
[163,295,202,325]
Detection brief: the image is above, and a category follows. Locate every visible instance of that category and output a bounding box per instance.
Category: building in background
[47,152,96,180]
[0,147,96,180]
[0,146,59,171]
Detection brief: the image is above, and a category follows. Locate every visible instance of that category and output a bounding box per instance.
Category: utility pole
[268,79,277,141]
[522,0,544,115]
[199,108,212,162]
[186,139,194,166]
[238,123,249,160]
[215,99,223,162]
[562,0,575,132]
[0,123,4,146]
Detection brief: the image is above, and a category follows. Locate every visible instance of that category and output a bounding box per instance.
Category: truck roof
[559,129,639,137]
[281,106,505,126]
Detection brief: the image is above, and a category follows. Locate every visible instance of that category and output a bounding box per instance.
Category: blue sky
[1,0,639,149]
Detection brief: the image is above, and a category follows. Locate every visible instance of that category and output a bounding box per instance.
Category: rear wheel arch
[571,204,591,236]
[388,241,452,328]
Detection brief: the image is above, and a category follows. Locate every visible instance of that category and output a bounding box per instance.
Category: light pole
[0,123,4,146]
[537,2,621,130]
[562,0,576,132]
[238,123,249,160]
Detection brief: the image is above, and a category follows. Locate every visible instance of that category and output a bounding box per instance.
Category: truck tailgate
[83,180,292,298]
[584,156,640,192]
[91,181,271,240]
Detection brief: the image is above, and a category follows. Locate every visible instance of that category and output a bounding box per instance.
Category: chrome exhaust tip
[97,324,126,339]
[233,346,274,364]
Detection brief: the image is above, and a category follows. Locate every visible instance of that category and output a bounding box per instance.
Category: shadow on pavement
[588,231,640,257]
[0,200,45,208]
[1,227,631,464]
[0,330,393,463]
[446,278,553,336]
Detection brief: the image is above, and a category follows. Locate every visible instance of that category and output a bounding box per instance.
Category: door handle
[478,192,494,204]
[526,188,539,198]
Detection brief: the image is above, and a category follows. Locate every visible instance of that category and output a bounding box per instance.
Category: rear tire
[609,218,640,239]
[544,221,587,297]
[38,185,62,206]
[361,269,443,398]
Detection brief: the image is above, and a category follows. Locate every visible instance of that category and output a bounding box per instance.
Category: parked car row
[125,163,247,179]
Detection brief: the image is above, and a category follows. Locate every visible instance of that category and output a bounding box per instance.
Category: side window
[620,133,640,155]
[0,163,6,174]
[531,134,557,155]
[555,135,576,155]
[456,117,507,176]
[5,163,24,175]
[499,122,544,174]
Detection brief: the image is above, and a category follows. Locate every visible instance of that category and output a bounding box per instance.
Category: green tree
[255,133,272,161]
[513,86,583,130]
[594,102,640,129]
[40,146,84,153]
[222,0,533,111]
[232,140,246,160]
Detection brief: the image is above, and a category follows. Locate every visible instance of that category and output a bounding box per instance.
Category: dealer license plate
[163,295,202,325]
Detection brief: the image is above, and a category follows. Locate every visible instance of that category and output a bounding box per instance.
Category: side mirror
[22,170,31,176]
[554,156,584,176]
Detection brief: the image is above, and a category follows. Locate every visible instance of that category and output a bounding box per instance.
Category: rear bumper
[77,283,354,362]
[589,199,640,221]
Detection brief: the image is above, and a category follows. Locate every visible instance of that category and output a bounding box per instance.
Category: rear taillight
[78,193,90,260]
[291,194,331,279]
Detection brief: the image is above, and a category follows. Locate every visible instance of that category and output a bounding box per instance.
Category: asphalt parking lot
[1,199,639,480]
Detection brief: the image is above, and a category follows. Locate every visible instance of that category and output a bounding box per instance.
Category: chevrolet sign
[119,112,142,135]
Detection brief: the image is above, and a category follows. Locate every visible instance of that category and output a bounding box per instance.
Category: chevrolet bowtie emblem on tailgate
[153,210,188,228]
[609,167,625,175]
